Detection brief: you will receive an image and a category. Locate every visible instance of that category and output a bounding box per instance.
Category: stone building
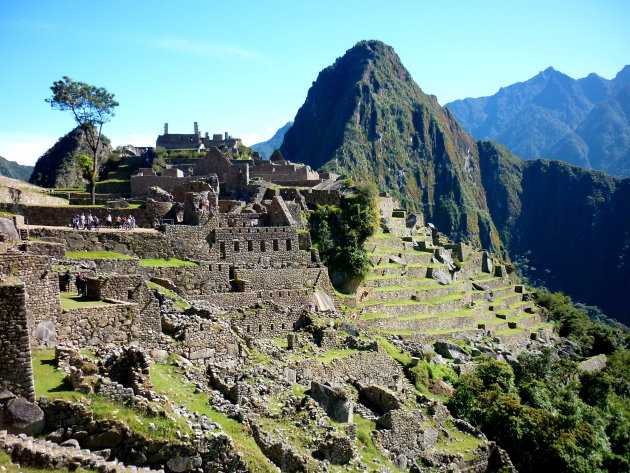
[156,122,241,151]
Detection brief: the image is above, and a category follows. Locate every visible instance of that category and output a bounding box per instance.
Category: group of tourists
[71,213,100,230]
[69,213,137,230]
[64,270,89,296]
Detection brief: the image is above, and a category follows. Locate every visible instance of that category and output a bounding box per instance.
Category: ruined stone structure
[0,279,35,401]
[156,122,241,152]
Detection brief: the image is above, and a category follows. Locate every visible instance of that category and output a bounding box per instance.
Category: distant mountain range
[446,65,630,177]
[251,121,293,159]
[281,40,630,324]
[0,155,33,182]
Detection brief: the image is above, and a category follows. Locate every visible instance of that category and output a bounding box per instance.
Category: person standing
[64,270,71,292]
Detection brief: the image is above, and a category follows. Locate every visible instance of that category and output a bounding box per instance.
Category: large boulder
[309,382,353,423]
[0,397,45,435]
[358,384,402,415]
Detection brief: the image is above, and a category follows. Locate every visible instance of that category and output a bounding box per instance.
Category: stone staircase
[355,224,552,344]
[0,430,162,473]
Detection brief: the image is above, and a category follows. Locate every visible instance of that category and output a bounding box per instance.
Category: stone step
[490,285,516,298]
[470,276,510,289]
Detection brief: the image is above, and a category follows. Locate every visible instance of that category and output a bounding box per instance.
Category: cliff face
[281,40,501,249]
[478,141,630,323]
[30,127,111,188]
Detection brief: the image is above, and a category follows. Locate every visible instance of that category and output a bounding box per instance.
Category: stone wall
[164,224,211,259]
[210,226,301,264]
[174,317,245,366]
[86,275,161,345]
[131,175,202,197]
[0,280,35,401]
[0,254,60,328]
[56,303,138,346]
[231,306,308,338]
[296,351,404,389]
[234,267,327,291]
[63,257,140,275]
[31,228,176,259]
[196,288,314,310]
[19,241,65,258]
[140,262,230,296]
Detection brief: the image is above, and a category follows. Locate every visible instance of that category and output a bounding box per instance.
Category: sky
[0,0,629,166]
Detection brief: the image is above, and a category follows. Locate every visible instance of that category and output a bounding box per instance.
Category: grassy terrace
[60,292,112,311]
[360,291,464,307]
[372,281,460,292]
[369,248,434,256]
[316,348,360,364]
[139,258,198,267]
[32,350,192,443]
[65,250,135,259]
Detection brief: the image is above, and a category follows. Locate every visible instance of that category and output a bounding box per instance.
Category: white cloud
[144,37,262,60]
[0,132,58,166]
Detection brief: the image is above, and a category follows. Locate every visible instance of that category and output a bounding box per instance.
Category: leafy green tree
[74,154,94,186]
[46,76,118,203]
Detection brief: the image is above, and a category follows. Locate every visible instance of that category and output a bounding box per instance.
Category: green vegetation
[315,348,359,364]
[354,415,397,470]
[139,258,198,267]
[32,350,190,442]
[60,291,112,310]
[309,181,379,282]
[146,281,190,311]
[448,292,630,473]
[150,358,274,471]
[65,250,134,259]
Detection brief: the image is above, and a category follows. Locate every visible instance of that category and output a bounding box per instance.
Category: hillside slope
[0,155,33,181]
[281,40,501,250]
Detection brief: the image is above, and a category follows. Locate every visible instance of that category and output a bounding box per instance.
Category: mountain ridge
[282,40,630,324]
[446,64,630,176]
[0,155,34,182]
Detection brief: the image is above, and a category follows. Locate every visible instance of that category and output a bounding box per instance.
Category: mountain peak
[613,64,630,85]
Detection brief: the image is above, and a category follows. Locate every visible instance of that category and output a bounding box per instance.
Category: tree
[46,76,118,203]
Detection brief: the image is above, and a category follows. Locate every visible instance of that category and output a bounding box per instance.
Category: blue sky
[1,0,628,165]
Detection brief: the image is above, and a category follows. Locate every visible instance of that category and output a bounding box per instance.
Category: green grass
[65,250,135,259]
[398,308,477,320]
[434,421,483,460]
[32,350,189,442]
[150,360,274,471]
[354,415,398,470]
[316,348,359,364]
[139,258,198,267]
[374,335,412,365]
[272,336,289,348]
[369,232,401,239]
[364,274,401,280]
[146,281,190,311]
[60,292,112,311]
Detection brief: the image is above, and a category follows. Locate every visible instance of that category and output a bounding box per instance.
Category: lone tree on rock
[46,76,118,204]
